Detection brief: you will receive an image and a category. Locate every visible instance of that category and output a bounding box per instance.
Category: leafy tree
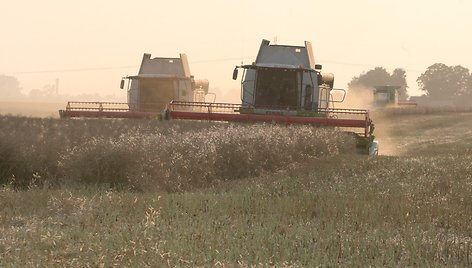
[348,67,409,100]
[390,68,408,100]
[417,63,471,100]
[0,75,23,100]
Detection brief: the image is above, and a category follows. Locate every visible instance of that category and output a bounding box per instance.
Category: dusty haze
[1,0,472,103]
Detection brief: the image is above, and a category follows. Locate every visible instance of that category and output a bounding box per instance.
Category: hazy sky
[2,0,472,102]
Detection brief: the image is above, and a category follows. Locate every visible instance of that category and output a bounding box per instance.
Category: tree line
[2,62,472,104]
[0,75,119,102]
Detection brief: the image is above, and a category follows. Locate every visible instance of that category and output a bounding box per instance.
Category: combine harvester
[59,40,378,155]
[167,40,378,155]
[59,53,210,119]
[373,85,417,108]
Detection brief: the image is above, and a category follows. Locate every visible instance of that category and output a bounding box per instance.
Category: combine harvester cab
[167,40,378,155]
[373,85,417,108]
[59,53,209,119]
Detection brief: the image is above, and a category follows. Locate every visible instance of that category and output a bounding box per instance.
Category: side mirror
[315,64,322,70]
[330,88,346,103]
[120,79,125,89]
[232,67,239,80]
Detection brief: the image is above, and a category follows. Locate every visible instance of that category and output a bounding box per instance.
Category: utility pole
[55,78,59,96]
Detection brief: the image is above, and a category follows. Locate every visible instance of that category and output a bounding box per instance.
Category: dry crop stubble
[1,111,472,266]
[0,115,356,190]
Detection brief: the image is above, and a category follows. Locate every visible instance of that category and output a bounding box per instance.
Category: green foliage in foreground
[1,150,472,266]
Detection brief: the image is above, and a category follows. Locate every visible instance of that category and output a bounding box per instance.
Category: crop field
[1,108,472,266]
